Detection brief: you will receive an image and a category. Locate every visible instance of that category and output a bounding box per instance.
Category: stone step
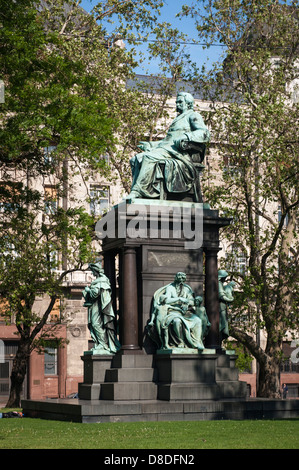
[215,367,239,382]
[22,397,299,423]
[217,353,237,369]
[158,383,220,401]
[111,354,154,369]
[78,383,101,400]
[105,367,155,383]
[218,380,248,398]
[100,381,157,400]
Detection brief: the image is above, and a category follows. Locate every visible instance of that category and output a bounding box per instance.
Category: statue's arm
[162,286,177,304]
[164,288,189,305]
[173,113,210,150]
[185,112,210,144]
[88,284,101,300]
[219,284,232,303]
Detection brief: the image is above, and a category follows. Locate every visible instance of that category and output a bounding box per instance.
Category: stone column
[204,247,221,350]
[121,246,140,352]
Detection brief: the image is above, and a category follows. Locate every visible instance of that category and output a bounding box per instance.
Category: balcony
[55,270,93,287]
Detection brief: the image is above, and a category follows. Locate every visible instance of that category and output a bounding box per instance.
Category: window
[0,182,20,213]
[223,155,241,178]
[227,244,247,276]
[280,341,299,373]
[0,342,20,396]
[0,298,9,324]
[45,244,58,271]
[49,298,61,322]
[44,186,57,215]
[0,238,18,263]
[278,205,289,227]
[44,345,58,375]
[90,185,109,216]
[0,79,4,104]
[44,145,57,164]
[0,339,4,363]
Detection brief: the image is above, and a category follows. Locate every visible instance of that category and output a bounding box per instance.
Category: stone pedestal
[100,199,231,354]
[155,352,247,401]
[78,355,113,400]
[78,353,157,401]
[100,354,157,400]
[77,200,247,406]
[78,350,247,403]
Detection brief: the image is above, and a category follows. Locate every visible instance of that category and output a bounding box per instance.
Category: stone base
[155,352,247,401]
[156,348,216,355]
[78,351,247,402]
[21,397,299,423]
[78,355,113,400]
[22,352,299,422]
[79,353,158,401]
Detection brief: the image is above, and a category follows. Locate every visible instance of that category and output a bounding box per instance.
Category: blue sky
[79,0,224,74]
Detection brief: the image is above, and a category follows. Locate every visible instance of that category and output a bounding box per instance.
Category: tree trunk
[257,354,281,398]
[230,326,282,398]
[6,339,30,408]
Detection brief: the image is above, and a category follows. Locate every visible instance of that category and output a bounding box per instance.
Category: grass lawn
[0,410,298,449]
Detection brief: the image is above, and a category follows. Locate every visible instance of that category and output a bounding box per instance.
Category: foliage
[0,0,118,407]
[0,0,115,174]
[224,340,253,373]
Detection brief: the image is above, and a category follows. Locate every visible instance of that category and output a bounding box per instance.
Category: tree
[181,0,299,397]
[0,0,197,406]
[0,0,118,406]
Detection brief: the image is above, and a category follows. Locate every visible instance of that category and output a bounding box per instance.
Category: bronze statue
[83,262,120,355]
[218,270,235,342]
[148,272,204,351]
[128,92,210,200]
[194,295,211,341]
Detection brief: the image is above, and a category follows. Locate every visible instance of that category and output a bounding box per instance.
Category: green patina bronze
[218,269,236,343]
[148,272,205,352]
[83,262,121,355]
[129,92,210,200]
[194,295,211,341]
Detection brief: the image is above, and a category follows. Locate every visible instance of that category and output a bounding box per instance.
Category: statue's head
[218,269,228,280]
[175,272,187,283]
[89,262,104,276]
[194,296,203,306]
[177,92,194,110]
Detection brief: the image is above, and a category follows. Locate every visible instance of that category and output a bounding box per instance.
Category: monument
[25,91,288,422]
[147,272,205,352]
[78,91,248,405]
[128,91,210,201]
[82,262,120,355]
